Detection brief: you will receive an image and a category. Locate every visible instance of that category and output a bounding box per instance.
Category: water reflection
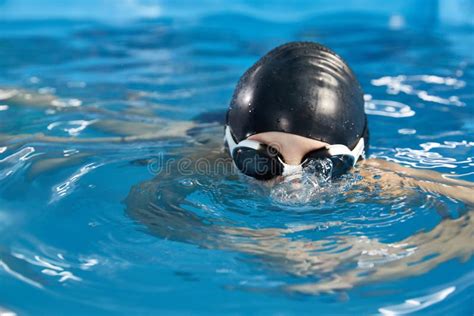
[379,286,456,315]
[371,74,465,107]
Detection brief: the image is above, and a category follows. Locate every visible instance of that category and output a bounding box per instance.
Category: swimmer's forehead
[248,132,329,148]
[248,132,329,165]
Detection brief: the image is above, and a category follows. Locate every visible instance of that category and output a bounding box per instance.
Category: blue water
[1,1,473,315]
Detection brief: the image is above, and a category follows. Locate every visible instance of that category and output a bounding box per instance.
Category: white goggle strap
[351,137,365,162]
[225,126,263,158]
[224,126,237,158]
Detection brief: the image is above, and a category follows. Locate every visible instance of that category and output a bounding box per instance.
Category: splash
[269,159,355,205]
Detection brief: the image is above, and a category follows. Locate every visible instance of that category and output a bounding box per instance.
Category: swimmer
[1,42,473,293]
[123,42,473,293]
[225,42,368,182]
[221,42,473,202]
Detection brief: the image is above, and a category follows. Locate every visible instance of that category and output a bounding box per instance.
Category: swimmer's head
[225,41,369,180]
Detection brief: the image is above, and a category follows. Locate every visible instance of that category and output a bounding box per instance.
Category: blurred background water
[0,0,473,315]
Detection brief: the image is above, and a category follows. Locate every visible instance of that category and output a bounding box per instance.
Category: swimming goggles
[225,126,365,180]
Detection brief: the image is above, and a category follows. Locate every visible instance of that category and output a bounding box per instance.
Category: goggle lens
[302,148,355,179]
[232,146,283,180]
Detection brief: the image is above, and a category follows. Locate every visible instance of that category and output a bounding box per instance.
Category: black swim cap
[226,41,368,150]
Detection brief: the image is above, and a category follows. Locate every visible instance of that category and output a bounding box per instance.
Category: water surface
[0,1,473,315]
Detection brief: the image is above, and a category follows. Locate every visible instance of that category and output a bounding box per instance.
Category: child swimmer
[2,40,472,202]
[222,41,473,202]
[1,41,471,205]
[124,42,473,293]
[1,41,473,293]
[225,42,368,182]
[126,43,474,294]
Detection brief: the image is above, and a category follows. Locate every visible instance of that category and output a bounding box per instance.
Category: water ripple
[0,4,473,314]
[364,95,415,118]
[374,140,473,170]
[0,147,36,181]
[47,120,97,137]
[379,286,455,315]
[371,74,466,107]
[50,162,103,203]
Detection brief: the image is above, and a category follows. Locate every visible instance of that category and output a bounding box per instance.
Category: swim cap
[226,41,368,150]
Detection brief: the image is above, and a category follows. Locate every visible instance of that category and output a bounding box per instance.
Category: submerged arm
[362,158,474,205]
[125,154,474,294]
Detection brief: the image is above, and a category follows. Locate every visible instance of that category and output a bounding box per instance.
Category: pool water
[0,1,473,315]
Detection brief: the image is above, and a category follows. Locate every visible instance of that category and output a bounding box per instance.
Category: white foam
[269,159,353,205]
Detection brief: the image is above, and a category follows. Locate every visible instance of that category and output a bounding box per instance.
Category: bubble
[269,159,338,205]
[179,178,195,187]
